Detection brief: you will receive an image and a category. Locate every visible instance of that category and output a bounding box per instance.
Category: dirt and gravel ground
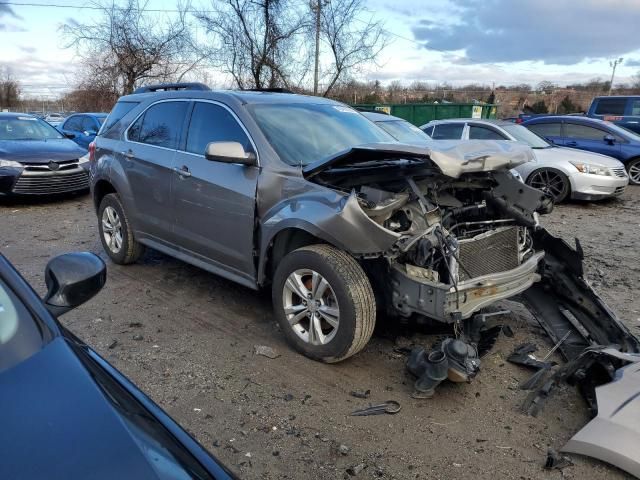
[2,188,639,480]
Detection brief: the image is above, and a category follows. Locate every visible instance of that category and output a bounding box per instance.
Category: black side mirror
[64,133,76,139]
[43,252,106,316]
[604,134,616,145]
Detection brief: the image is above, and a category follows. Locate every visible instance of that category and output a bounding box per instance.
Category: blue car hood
[0,338,204,479]
[0,139,86,163]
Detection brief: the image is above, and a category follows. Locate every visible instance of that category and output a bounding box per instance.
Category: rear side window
[422,125,434,137]
[469,125,505,140]
[594,98,627,115]
[100,101,139,134]
[185,102,253,155]
[128,102,188,149]
[527,122,562,137]
[432,123,464,140]
[565,123,606,141]
[64,116,83,131]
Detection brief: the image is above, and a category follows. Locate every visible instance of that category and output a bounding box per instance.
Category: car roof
[523,116,607,126]
[425,118,513,127]
[0,112,38,119]
[68,112,108,117]
[119,89,342,106]
[361,111,406,122]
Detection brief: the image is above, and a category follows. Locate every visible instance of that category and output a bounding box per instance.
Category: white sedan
[421,119,629,202]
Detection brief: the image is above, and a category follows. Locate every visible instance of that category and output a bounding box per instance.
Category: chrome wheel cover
[529,170,566,200]
[102,206,123,253]
[282,269,340,346]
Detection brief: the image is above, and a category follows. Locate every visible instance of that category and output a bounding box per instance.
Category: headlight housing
[0,159,22,168]
[569,161,611,176]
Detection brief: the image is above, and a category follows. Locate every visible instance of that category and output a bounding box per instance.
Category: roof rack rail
[243,88,294,94]
[133,82,211,94]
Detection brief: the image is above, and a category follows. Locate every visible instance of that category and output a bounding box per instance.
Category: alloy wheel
[628,161,640,185]
[102,206,123,253]
[528,170,567,202]
[282,269,340,346]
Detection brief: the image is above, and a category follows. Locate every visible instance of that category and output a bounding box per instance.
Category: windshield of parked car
[375,120,432,145]
[249,103,394,166]
[0,117,64,141]
[0,278,47,373]
[502,124,550,149]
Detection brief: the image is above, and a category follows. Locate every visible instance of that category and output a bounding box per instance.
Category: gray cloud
[411,0,640,65]
[626,59,640,67]
[0,4,22,20]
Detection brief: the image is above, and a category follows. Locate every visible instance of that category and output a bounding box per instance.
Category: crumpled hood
[534,146,625,168]
[0,139,86,163]
[302,141,534,179]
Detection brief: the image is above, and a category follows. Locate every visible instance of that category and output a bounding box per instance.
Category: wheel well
[93,180,117,212]
[265,228,325,281]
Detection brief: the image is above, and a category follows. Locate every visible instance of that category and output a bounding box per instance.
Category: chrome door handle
[173,166,191,177]
[122,150,134,159]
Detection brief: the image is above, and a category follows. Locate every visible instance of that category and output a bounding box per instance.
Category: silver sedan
[421,119,629,202]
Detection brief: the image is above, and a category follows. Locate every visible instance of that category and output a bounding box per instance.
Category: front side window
[0,279,46,373]
[469,125,506,140]
[64,116,83,131]
[422,125,434,137]
[432,123,464,140]
[527,122,562,138]
[0,117,64,141]
[565,123,607,141]
[81,116,98,133]
[186,102,253,155]
[594,98,627,116]
[249,103,392,166]
[128,102,188,149]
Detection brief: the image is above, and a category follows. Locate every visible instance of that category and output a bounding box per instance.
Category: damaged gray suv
[90,83,638,367]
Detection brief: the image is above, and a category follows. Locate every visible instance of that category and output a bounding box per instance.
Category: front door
[562,122,622,159]
[171,101,259,284]
[123,100,189,241]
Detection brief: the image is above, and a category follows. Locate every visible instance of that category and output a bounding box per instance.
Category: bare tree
[63,0,198,95]
[0,66,20,109]
[316,0,387,97]
[195,0,309,89]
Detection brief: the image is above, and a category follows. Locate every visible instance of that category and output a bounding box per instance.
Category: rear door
[563,122,622,158]
[123,100,189,242]
[526,121,563,145]
[171,101,259,284]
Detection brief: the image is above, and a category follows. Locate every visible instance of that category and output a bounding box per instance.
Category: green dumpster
[351,103,498,126]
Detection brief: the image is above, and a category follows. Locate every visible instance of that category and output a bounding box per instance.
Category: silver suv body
[90,85,635,364]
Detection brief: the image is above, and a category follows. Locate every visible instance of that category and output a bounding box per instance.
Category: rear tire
[98,193,145,264]
[627,158,640,185]
[272,244,376,363]
[526,168,570,203]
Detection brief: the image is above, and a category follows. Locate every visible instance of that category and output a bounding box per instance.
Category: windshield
[249,103,393,166]
[0,117,64,141]
[375,120,431,145]
[503,124,550,148]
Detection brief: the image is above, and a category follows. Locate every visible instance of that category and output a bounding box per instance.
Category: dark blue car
[523,116,640,185]
[0,251,236,479]
[58,113,107,149]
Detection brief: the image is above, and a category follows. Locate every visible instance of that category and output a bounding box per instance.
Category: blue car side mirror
[604,134,616,145]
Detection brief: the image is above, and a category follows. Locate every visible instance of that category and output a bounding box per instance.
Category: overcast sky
[2,0,640,97]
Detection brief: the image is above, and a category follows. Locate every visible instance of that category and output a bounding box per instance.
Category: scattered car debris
[507,343,552,370]
[346,463,367,476]
[338,444,350,456]
[349,389,371,399]
[254,345,280,359]
[107,339,118,349]
[544,448,573,471]
[350,400,401,416]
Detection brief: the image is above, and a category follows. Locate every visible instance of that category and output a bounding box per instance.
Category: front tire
[98,193,145,264]
[526,168,570,203]
[272,244,376,363]
[627,158,640,185]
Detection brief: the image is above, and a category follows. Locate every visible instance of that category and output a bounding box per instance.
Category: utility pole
[312,0,321,96]
[608,57,623,96]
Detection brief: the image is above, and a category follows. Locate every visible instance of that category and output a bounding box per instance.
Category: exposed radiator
[457,227,520,281]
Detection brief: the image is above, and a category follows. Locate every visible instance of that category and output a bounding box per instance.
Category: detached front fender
[257,191,399,282]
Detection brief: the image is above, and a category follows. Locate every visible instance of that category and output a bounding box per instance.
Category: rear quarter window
[432,123,464,140]
[99,101,140,135]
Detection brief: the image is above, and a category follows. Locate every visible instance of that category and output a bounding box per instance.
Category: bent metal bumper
[390,251,544,323]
